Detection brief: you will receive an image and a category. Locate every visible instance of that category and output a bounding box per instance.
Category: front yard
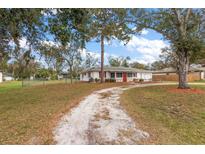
[120,85,205,144]
[0,82,126,144]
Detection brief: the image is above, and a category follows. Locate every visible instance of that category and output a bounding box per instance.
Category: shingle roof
[83,66,152,73]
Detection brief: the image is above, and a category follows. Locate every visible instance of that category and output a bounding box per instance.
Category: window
[128,73,132,77]
[88,72,91,77]
[111,72,115,78]
[116,73,122,78]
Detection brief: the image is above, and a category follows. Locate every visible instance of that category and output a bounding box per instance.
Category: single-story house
[0,71,2,83]
[58,72,69,80]
[80,66,152,82]
[152,67,205,82]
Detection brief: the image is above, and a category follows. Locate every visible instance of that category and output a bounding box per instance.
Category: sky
[17,28,169,67]
[85,29,169,65]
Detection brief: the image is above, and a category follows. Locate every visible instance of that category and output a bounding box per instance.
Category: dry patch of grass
[0,82,126,144]
[99,92,112,99]
[94,108,111,121]
[120,85,205,144]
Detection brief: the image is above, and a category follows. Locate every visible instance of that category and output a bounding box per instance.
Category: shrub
[95,78,100,83]
[89,77,94,82]
[110,78,116,82]
[139,79,144,83]
[133,79,139,82]
[105,78,116,82]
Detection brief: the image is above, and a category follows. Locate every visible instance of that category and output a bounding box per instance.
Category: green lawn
[0,82,125,144]
[0,81,22,92]
[0,80,77,93]
[120,85,205,144]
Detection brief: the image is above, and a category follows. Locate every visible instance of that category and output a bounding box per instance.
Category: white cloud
[80,48,101,59]
[141,29,149,35]
[80,49,120,65]
[19,38,28,49]
[41,40,60,47]
[125,36,169,64]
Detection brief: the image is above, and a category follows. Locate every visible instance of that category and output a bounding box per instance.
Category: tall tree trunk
[100,34,104,83]
[70,66,73,84]
[177,50,190,89]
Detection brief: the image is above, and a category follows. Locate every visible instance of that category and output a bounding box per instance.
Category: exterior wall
[80,73,89,81]
[91,72,99,79]
[201,72,205,80]
[138,73,152,81]
[0,72,2,83]
[80,71,152,82]
[136,72,152,81]
[80,71,112,81]
[153,72,201,82]
[105,72,110,79]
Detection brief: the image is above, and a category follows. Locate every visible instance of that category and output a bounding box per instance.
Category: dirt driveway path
[53,83,177,144]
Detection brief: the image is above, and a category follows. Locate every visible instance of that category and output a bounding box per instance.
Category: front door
[122,72,127,82]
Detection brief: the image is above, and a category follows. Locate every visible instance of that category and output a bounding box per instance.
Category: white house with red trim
[80,66,152,82]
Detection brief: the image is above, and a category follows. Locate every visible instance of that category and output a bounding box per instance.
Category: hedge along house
[152,67,205,82]
[80,66,152,82]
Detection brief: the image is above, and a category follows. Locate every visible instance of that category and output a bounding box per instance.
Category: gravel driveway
[53,83,179,144]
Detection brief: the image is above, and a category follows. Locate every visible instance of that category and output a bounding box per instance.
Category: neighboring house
[58,72,69,80]
[80,66,152,82]
[0,71,2,83]
[152,67,205,82]
[3,73,14,81]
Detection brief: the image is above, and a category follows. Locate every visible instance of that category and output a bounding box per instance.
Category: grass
[0,82,126,144]
[0,81,22,92]
[0,80,77,93]
[120,85,205,144]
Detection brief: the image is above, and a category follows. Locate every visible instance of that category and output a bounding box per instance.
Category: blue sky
[85,29,169,65]
[18,28,169,67]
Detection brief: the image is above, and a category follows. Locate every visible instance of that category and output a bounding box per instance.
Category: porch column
[115,72,117,79]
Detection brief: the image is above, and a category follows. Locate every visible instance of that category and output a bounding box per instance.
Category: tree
[0,9,45,79]
[10,50,39,79]
[108,56,123,67]
[48,9,89,83]
[0,51,10,72]
[38,42,64,75]
[85,52,99,69]
[88,9,131,82]
[131,9,205,89]
[108,56,131,67]
[35,68,50,79]
[61,39,82,83]
[121,56,131,67]
[130,61,147,70]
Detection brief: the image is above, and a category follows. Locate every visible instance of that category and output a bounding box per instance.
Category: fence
[152,72,201,82]
[22,78,79,87]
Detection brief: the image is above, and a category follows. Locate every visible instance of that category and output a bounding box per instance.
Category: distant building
[3,73,14,81]
[58,72,69,80]
[80,66,152,82]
